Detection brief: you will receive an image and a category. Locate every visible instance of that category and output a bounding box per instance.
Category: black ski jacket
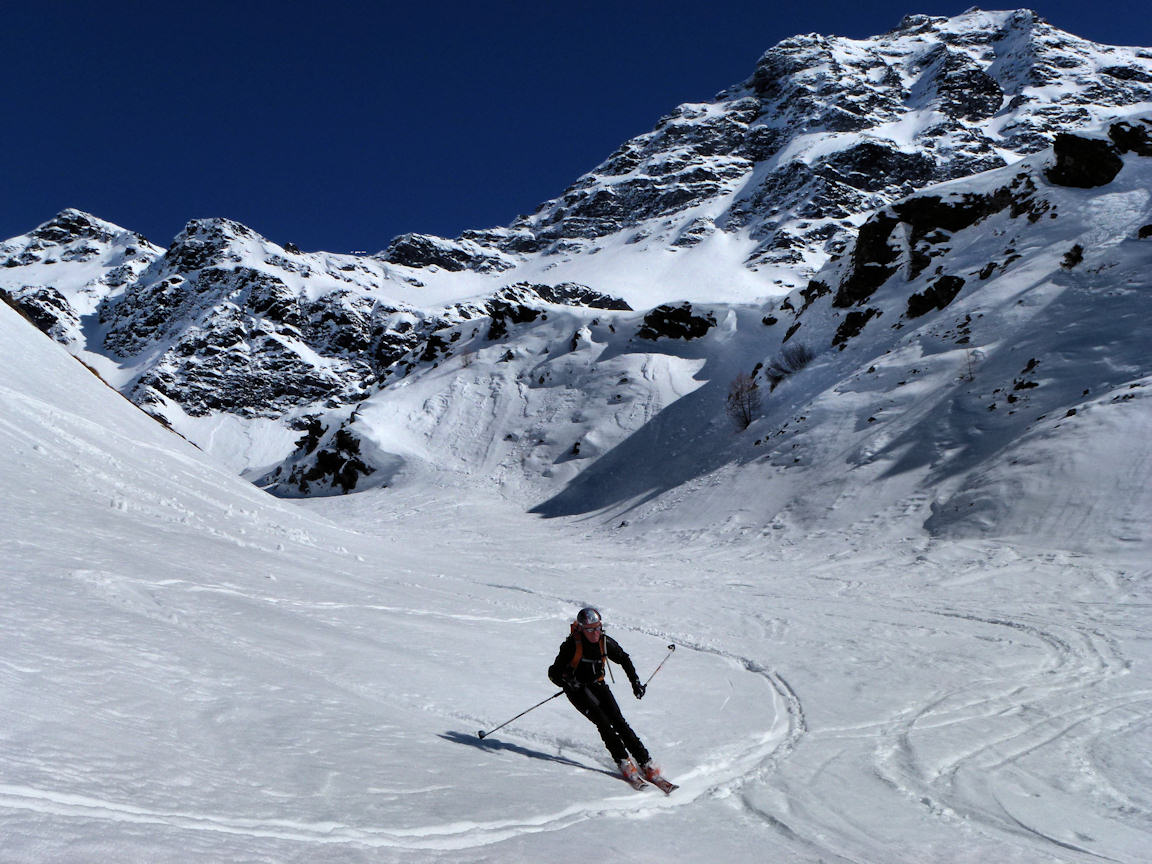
[548,632,640,688]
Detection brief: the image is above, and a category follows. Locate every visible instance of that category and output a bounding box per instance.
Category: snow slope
[3,269,1151,862]
[5,11,1152,502]
[568,124,1152,556]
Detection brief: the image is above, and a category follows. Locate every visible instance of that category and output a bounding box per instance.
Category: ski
[648,776,678,795]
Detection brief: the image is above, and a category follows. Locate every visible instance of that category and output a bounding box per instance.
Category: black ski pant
[566,681,649,765]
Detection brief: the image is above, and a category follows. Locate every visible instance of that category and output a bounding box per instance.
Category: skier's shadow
[439,731,618,779]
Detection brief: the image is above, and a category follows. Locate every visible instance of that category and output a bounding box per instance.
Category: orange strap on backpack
[568,623,610,682]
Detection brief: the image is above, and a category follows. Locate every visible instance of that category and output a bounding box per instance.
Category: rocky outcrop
[382,232,515,273]
[5,286,79,342]
[259,417,376,496]
[525,282,631,310]
[636,303,717,341]
[1108,118,1152,155]
[832,307,880,347]
[906,275,966,318]
[832,212,904,308]
[831,173,1049,308]
[1046,133,1125,187]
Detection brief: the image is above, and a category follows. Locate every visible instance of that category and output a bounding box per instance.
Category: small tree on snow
[765,342,815,389]
[726,372,761,431]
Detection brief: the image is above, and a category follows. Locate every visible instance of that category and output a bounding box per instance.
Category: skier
[548,606,664,787]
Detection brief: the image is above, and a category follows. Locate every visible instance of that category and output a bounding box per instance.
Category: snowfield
[3,249,1151,864]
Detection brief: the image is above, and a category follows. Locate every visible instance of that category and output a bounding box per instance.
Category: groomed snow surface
[3,292,1150,864]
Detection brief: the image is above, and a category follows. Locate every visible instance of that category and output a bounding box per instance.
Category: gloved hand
[560,671,578,691]
[632,680,646,700]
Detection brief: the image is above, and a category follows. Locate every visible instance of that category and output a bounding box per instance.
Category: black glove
[632,680,646,700]
[560,671,578,691]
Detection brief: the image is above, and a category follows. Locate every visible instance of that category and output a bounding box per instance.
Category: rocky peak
[893,13,950,35]
[29,208,120,247]
[161,218,258,272]
[3,208,157,264]
[0,210,163,345]
[366,9,1152,297]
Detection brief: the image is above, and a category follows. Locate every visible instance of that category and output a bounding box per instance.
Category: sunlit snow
[3,213,1150,863]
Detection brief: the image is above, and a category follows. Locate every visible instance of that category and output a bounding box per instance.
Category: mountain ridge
[2,9,1151,543]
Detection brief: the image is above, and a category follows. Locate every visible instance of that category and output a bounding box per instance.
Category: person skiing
[548,606,663,786]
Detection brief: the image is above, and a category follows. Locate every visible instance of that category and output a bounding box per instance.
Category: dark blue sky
[3,1,1149,252]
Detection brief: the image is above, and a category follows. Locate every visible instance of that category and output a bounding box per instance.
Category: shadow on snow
[439,730,619,779]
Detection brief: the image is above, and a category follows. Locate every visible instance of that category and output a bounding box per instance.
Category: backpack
[567,622,614,682]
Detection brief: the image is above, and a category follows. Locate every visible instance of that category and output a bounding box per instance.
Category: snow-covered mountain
[4,10,1152,861]
[2,8,1151,522]
[388,7,1152,292]
[0,209,163,345]
[255,116,1152,553]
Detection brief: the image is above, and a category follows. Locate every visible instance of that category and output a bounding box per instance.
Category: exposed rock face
[260,418,376,496]
[479,283,631,340]
[1046,133,1125,187]
[370,9,1152,282]
[830,173,1051,308]
[1108,119,1152,155]
[832,307,880,347]
[6,286,78,341]
[832,212,904,308]
[906,275,966,318]
[382,232,515,273]
[772,121,1152,364]
[525,282,632,310]
[636,303,717,341]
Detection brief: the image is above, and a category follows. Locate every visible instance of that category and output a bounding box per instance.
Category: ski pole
[643,644,676,688]
[477,691,564,740]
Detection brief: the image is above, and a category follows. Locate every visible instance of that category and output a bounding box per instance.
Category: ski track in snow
[3,555,796,855]
[0,780,682,852]
[750,585,1150,862]
[445,576,807,828]
[471,526,1146,860]
[874,610,1144,854]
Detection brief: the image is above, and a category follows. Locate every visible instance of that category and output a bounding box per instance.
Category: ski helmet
[576,607,602,629]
